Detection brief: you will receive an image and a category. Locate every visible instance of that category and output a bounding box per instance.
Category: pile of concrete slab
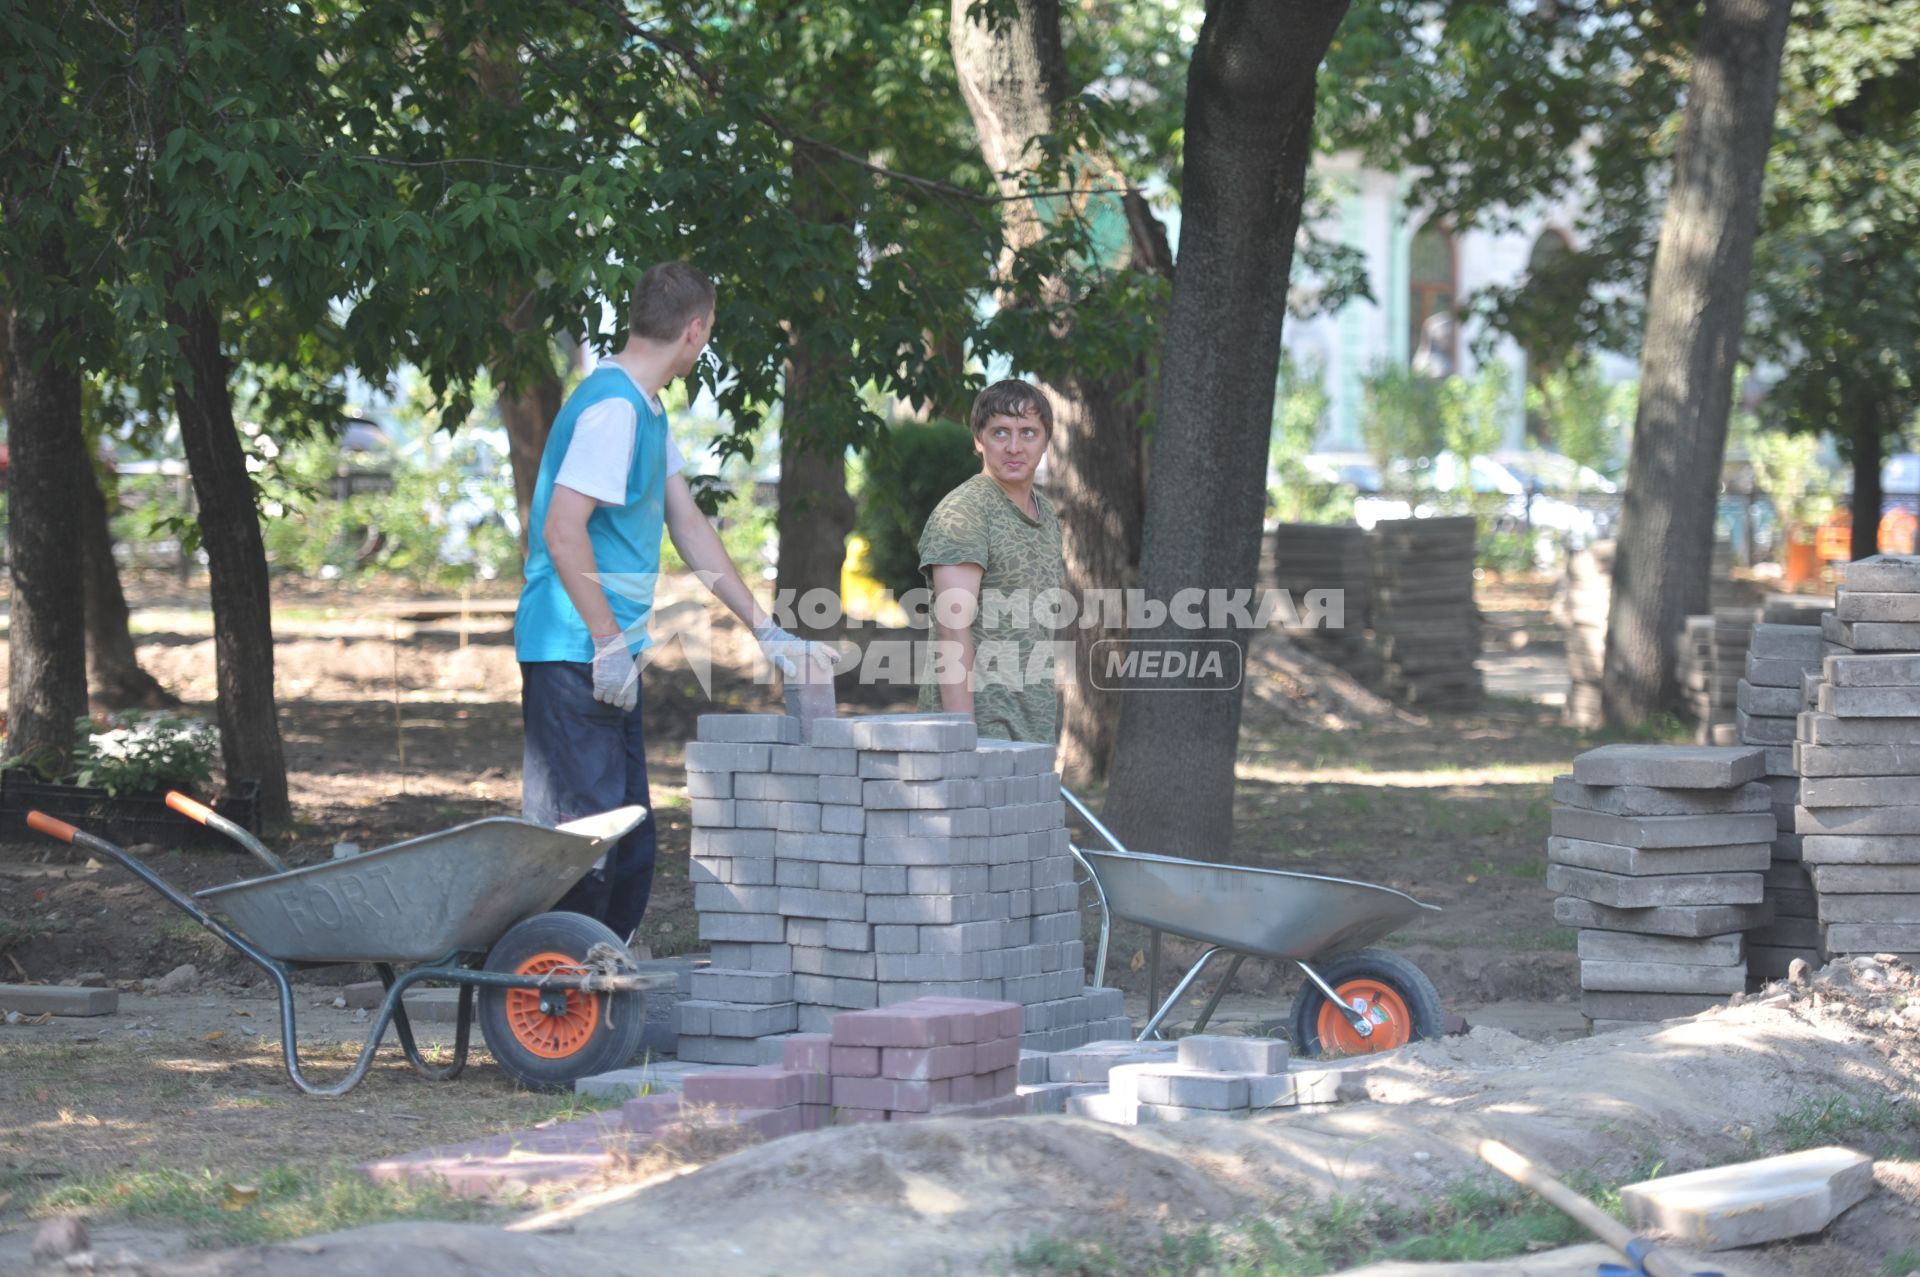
[679,712,1130,1063]
[1021,1033,1357,1124]
[1678,615,1720,740]
[1554,540,1612,729]
[1794,555,1920,965]
[1549,744,1775,1029]
[1270,523,1379,684]
[1736,623,1826,979]
[1368,515,1483,710]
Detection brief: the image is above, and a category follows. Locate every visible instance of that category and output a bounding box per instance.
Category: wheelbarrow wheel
[1290,949,1443,1058]
[477,912,647,1091]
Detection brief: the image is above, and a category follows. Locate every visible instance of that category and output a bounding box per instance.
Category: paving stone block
[1746,654,1821,687]
[674,1034,770,1065]
[1750,624,1824,659]
[1822,613,1920,650]
[766,745,858,775]
[820,805,865,835]
[1551,777,1771,816]
[1814,892,1920,923]
[1841,554,1920,592]
[1798,712,1920,746]
[690,828,776,858]
[697,714,801,744]
[1547,865,1764,908]
[832,1075,940,1112]
[734,773,822,803]
[682,1066,806,1109]
[1578,990,1728,1020]
[1823,922,1920,950]
[0,984,117,1017]
[812,714,978,753]
[1570,745,1767,789]
[686,771,733,799]
[867,893,988,925]
[1136,1101,1249,1123]
[882,1043,976,1081]
[1619,1147,1875,1251]
[1554,896,1774,938]
[1735,710,1795,745]
[777,886,867,921]
[1045,1041,1178,1083]
[831,1001,957,1047]
[1547,836,1770,876]
[817,774,863,806]
[1796,806,1920,837]
[770,831,862,866]
[1747,915,1821,948]
[1795,742,1920,776]
[1550,808,1779,848]
[1575,931,1744,965]
[977,738,1057,774]
[918,921,1006,953]
[690,969,793,1003]
[862,779,987,809]
[697,912,787,943]
[693,883,782,915]
[864,835,969,867]
[1578,960,1747,995]
[685,742,773,773]
[1066,1091,1141,1125]
[860,751,981,780]
[1176,1035,1290,1075]
[1810,863,1920,892]
[1818,684,1920,717]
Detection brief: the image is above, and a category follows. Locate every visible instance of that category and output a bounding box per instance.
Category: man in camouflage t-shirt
[917,379,1064,743]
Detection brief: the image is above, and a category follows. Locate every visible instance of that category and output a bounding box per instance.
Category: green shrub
[68,712,218,795]
[855,419,981,597]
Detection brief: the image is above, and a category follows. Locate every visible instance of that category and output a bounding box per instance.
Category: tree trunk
[1849,423,1883,561]
[949,0,1165,783]
[168,295,292,827]
[2,301,90,764]
[81,462,179,710]
[498,340,563,557]
[1602,0,1793,726]
[1101,0,1351,858]
[775,150,857,628]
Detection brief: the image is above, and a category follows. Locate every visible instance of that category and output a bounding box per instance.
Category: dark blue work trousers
[519,660,659,942]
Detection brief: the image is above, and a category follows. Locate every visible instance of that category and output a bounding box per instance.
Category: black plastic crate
[0,771,262,852]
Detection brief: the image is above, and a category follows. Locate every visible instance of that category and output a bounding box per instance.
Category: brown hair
[629,262,717,341]
[969,378,1052,437]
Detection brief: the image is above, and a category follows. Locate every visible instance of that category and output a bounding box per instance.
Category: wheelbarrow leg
[1147,930,1163,1025]
[1189,953,1246,1035]
[1139,944,1227,1041]
[377,963,472,1081]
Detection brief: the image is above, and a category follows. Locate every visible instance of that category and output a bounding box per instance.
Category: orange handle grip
[166,792,215,825]
[26,811,78,843]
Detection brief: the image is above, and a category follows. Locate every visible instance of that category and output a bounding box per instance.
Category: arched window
[1408,221,1457,369]
[1524,228,1575,377]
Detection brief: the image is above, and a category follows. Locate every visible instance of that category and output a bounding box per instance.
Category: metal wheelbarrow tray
[1064,788,1446,1053]
[26,798,667,1096]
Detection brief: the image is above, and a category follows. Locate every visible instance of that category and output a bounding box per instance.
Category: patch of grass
[0,914,54,953]
[1773,1091,1920,1158]
[1002,1175,1606,1277]
[38,1162,505,1248]
[1879,1249,1920,1277]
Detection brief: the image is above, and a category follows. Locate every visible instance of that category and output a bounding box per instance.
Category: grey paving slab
[1745,654,1822,688]
[1578,989,1728,1020]
[1824,922,1920,950]
[1794,742,1920,776]
[1749,624,1824,659]
[1835,591,1920,622]
[1550,777,1770,816]
[1549,808,1778,848]
[1547,836,1770,876]
[1576,930,1744,965]
[1799,835,1920,865]
[1553,896,1773,938]
[1570,744,1766,789]
[1821,612,1920,650]
[1176,1035,1290,1075]
[697,714,802,744]
[1841,554,1920,592]
[1814,891,1920,923]
[1620,1147,1874,1250]
[1809,863,1920,891]
[1818,684,1920,717]
[1738,682,1804,717]
[0,984,116,1016]
[1578,960,1746,995]
[1823,652,1920,685]
[1796,805,1920,836]
[1734,710,1795,744]
[1548,865,1763,908]
[1797,711,1920,746]
[1798,774,1920,805]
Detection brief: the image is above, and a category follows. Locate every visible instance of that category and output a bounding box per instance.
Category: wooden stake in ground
[1477,1139,1698,1277]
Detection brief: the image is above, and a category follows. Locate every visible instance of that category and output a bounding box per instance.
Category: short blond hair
[629,262,716,341]
[970,379,1052,438]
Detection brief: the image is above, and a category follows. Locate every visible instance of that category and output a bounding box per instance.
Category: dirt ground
[9,574,1914,1273]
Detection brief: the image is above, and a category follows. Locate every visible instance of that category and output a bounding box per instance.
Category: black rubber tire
[1290,948,1445,1058]
[477,911,647,1091]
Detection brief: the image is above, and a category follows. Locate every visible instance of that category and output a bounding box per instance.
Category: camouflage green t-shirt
[916,472,1064,743]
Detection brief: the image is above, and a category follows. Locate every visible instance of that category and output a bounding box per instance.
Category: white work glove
[753,622,843,680]
[590,631,641,712]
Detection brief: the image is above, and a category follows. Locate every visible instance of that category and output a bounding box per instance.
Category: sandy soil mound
[130,960,1919,1277]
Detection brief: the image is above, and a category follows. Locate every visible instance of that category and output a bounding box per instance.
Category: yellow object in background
[840,536,908,627]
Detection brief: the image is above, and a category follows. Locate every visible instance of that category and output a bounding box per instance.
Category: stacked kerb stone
[1554,540,1612,729]
[681,712,1130,1063]
[1271,523,1379,684]
[1367,515,1483,710]
[1068,1034,1302,1124]
[1678,616,1717,739]
[1794,555,1920,965]
[1549,744,1774,1030]
[1705,607,1757,744]
[1737,623,1825,980]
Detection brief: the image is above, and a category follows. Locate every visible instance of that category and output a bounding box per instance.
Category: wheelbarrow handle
[27,811,79,843]
[166,791,290,876]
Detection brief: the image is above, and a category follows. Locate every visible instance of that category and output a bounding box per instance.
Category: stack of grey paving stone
[1704,607,1758,744]
[1736,623,1826,980]
[1793,555,1920,966]
[1678,615,1718,739]
[1367,516,1483,710]
[1271,523,1379,684]
[1554,540,1612,729]
[679,712,1131,1063]
[1549,744,1775,1030]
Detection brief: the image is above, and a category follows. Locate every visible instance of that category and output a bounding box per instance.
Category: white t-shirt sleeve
[554,399,636,506]
[665,424,685,477]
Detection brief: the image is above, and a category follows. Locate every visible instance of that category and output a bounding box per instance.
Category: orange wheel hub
[1316,979,1413,1055]
[504,951,599,1059]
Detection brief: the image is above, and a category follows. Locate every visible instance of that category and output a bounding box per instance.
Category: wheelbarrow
[1062,788,1445,1055]
[24,795,669,1096]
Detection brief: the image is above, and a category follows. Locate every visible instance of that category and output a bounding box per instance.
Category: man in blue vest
[516,261,835,943]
